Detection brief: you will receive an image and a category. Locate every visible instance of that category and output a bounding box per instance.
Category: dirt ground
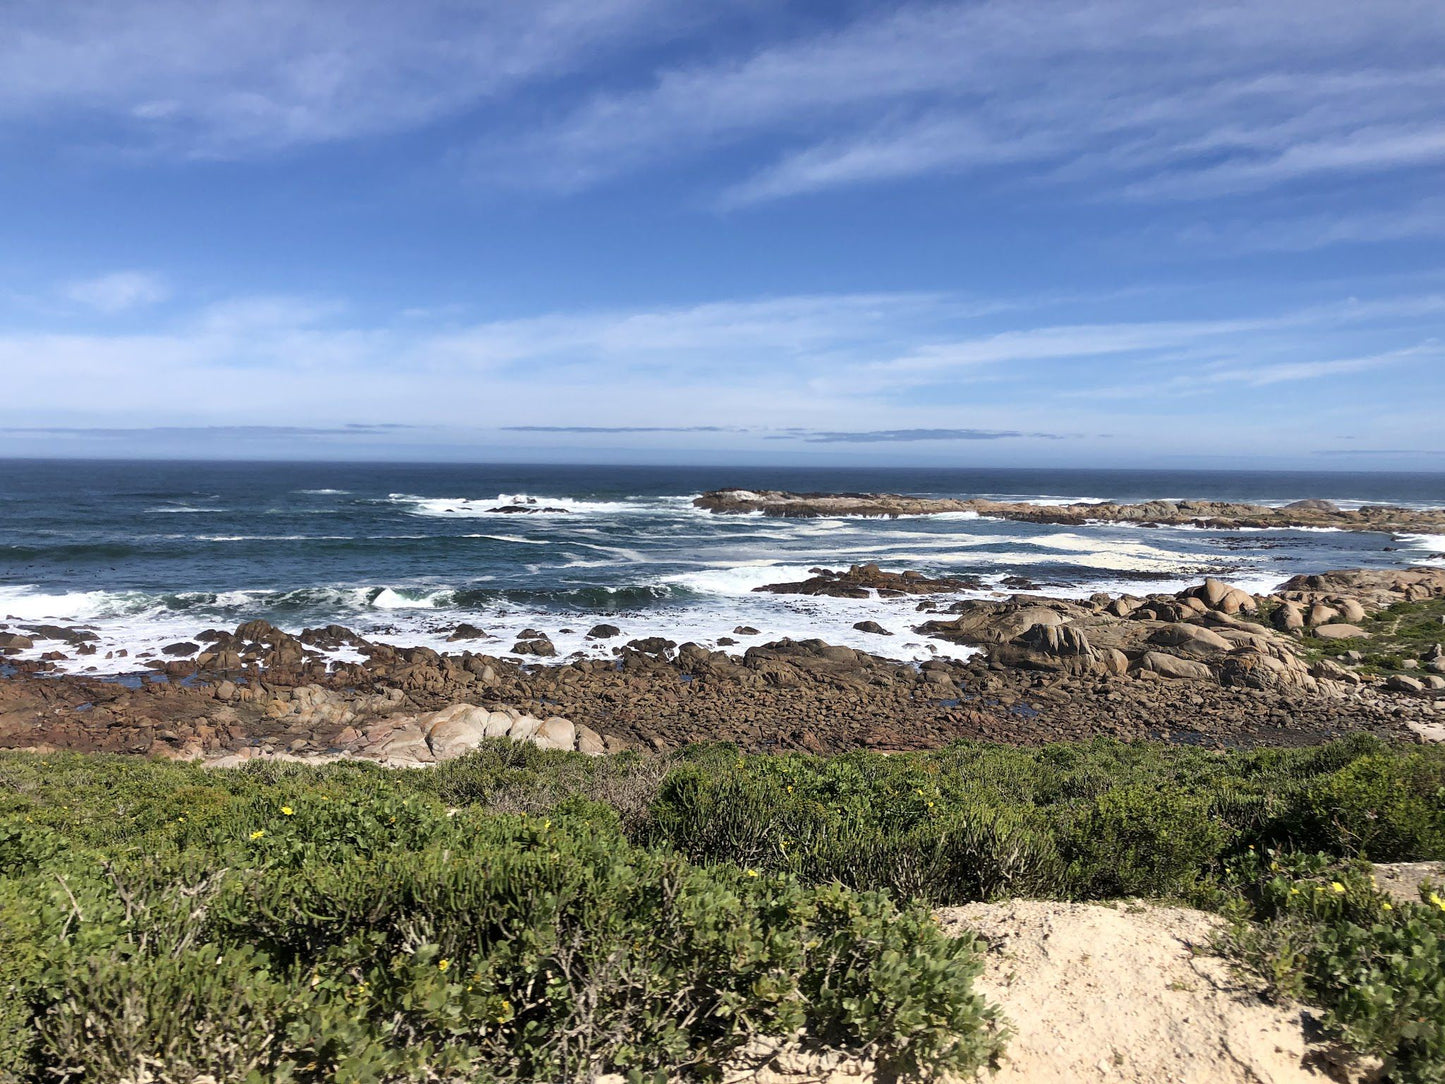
[686,897,1390,1084]
[936,899,1373,1084]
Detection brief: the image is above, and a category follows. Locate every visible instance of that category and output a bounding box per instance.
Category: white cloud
[0,0,679,157]
[2,286,1441,463]
[488,0,1445,208]
[64,270,169,312]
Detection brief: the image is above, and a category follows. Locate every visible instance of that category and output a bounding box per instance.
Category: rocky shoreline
[694,487,1445,533]
[3,566,1444,764]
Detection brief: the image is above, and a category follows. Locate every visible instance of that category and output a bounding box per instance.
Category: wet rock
[853,621,893,635]
[0,633,34,652]
[625,637,676,656]
[446,623,489,642]
[733,626,760,635]
[511,636,557,657]
[21,625,100,646]
[162,642,199,657]
[586,624,622,639]
[756,563,981,598]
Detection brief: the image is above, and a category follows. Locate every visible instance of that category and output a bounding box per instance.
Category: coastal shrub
[648,737,1445,903]
[1223,850,1445,1083]
[0,764,1003,1083]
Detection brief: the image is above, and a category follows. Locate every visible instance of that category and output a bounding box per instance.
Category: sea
[1,460,1442,675]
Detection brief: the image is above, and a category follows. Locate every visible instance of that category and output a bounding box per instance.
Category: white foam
[389,492,654,517]
[1399,534,1445,565]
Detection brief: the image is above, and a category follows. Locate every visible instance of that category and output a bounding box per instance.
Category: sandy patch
[1371,861,1445,905]
[936,899,1375,1084]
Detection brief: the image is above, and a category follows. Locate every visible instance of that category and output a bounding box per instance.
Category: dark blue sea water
[2,460,1442,673]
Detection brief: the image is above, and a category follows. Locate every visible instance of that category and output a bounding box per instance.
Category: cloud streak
[488,0,1445,211]
[0,0,677,157]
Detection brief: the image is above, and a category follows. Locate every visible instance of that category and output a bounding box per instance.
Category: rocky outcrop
[1274,567,1445,610]
[694,489,1445,534]
[755,563,981,598]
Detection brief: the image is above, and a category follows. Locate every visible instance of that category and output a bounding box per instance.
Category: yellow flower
[437,958,450,973]
[1289,887,1300,895]
[744,868,760,878]
[250,829,266,840]
[1381,902,1393,911]
[280,806,294,816]
[1430,892,1445,912]
[1330,881,1346,895]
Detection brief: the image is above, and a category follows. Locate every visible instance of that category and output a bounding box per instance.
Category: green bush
[1223,850,1445,1083]
[0,761,1002,1083]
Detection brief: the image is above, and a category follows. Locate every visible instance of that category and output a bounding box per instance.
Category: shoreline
[4,565,1444,764]
[694,488,1445,534]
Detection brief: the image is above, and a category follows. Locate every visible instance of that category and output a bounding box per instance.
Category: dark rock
[852,621,893,636]
[756,563,980,598]
[446,623,488,642]
[625,637,676,656]
[586,624,622,639]
[161,642,199,657]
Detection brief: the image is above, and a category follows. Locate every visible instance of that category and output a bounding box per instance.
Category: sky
[1,0,1443,469]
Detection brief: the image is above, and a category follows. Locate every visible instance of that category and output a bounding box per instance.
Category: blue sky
[1,0,1443,468]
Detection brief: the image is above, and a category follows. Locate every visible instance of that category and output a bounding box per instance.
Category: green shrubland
[1223,850,1445,1082]
[1,735,1442,1082]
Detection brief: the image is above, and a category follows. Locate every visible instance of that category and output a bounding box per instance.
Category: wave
[388,492,659,518]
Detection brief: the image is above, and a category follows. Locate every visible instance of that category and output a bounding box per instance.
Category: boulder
[484,710,517,738]
[576,725,606,755]
[1272,603,1305,633]
[586,624,622,639]
[1137,651,1214,682]
[1312,624,1367,640]
[1097,647,1130,675]
[534,717,576,751]
[368,722,435,766]
[424,704,492,760]
[1148,623,1232,657]
[511,637,557,657]
[0,633,34,651]
[446,624,488,642]
[1385,674,1425,693]
[508,714,543,741]
[1335,598,1367,624]
[918,601,1072,645]
[852,620,892,636]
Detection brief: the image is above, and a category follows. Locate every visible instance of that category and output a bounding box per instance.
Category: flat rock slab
[936,899,1374,1084]
[1371,861,1445,905]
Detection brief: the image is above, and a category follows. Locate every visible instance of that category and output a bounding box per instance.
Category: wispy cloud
[796,428,1070,443]
[490,0,1445,212]
[64,270,169,312]
[0,0,678,157]
[2,284,1440,460]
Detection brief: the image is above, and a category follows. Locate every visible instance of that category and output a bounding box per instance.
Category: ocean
[2,459,1442,674]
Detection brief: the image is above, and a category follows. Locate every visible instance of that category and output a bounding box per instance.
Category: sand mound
[937,899,1374,1084]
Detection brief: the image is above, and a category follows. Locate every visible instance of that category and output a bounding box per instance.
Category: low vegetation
[1,736,1442,1082]
[1223,850,1444,1082]
[1301,596,1445,675]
